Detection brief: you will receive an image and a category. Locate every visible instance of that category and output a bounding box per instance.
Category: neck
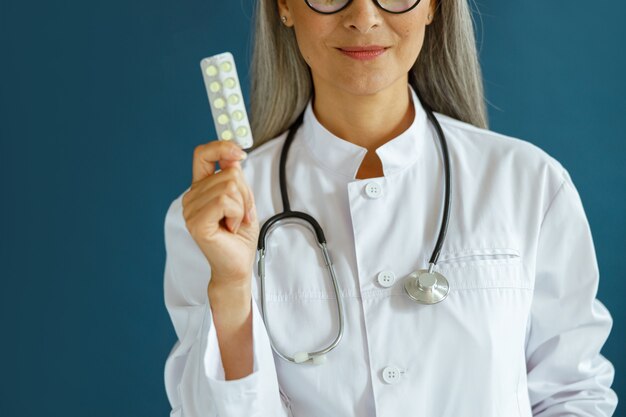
[311,76,414,152]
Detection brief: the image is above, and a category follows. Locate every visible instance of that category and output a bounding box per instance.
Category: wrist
[208,278,252,310]
[208,274,251,293]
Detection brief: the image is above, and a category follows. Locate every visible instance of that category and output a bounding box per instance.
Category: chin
[336,74,398,97]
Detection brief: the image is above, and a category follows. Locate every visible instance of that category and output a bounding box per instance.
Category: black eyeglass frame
[304,0,422,15]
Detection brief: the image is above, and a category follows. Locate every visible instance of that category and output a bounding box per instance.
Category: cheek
[398,25,426,65]
[291,10,331,60]
[292,25,326,67]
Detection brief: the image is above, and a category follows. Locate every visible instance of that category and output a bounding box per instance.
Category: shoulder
[434,111,569,185]
[433,112,573,217]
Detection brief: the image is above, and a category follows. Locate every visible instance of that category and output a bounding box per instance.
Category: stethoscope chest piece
[404,269,450,304]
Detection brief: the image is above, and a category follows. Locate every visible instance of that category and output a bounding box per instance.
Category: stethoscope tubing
[256,88,451,363]
[418,90,451,268]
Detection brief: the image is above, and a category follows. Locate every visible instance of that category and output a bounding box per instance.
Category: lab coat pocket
[428,246,531,416]
[435,247,529,290]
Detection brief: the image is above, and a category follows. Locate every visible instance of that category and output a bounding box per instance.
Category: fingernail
[232,147,247,160]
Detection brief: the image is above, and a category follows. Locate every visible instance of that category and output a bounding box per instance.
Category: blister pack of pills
[200,52,253,149]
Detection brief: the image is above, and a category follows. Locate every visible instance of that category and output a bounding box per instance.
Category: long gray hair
[248,0,488,151]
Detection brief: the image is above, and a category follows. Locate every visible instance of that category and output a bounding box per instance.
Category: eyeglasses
[304,0,421,15]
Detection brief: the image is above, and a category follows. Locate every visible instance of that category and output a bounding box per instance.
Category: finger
[202,192,245,234]
[185,175,247,227]
[192,140,247,184]
[219,167,253,223]
[217,159,242,171]
[244,186,255,224]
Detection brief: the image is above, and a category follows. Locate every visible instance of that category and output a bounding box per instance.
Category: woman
[163,0,618,415]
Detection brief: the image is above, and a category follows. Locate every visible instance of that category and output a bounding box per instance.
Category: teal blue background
[1,1,623,415]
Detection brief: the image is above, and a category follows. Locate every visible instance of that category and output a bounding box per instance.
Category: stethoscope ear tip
[293,351,327,365]
[294,352,310,363]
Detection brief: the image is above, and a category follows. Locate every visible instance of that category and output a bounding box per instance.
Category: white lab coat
[163,84,618,416]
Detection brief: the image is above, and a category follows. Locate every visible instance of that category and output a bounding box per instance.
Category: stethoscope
[256,88,452,365]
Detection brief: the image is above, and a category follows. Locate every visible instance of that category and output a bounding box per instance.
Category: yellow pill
[232,110,244,121]
[220,61,232,72]
[236,127,248,137]
[214,98,225,109]
[217,114,229,125]
[209,81,221,92]
[224,77,236,88]
[221,130,233,140]
[228,94,240,105]
[205,65,218,76]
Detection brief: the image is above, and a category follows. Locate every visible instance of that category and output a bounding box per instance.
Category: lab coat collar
[302,83,429,179]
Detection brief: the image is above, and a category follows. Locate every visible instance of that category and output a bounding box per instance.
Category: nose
[341,0,383,34]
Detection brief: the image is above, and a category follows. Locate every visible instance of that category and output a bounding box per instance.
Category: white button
[364,181,382,199]
[382,366,403,384]
[377,270,396,288]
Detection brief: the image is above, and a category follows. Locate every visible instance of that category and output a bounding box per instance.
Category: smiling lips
[338,45,389,61]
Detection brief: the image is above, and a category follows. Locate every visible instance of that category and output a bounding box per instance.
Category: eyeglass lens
[306,0,420,14]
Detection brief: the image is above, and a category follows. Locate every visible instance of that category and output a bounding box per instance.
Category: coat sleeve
[525,168,619,416]
[163,191,293,417]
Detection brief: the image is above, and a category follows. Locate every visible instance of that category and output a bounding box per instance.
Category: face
[277,0,437,96]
